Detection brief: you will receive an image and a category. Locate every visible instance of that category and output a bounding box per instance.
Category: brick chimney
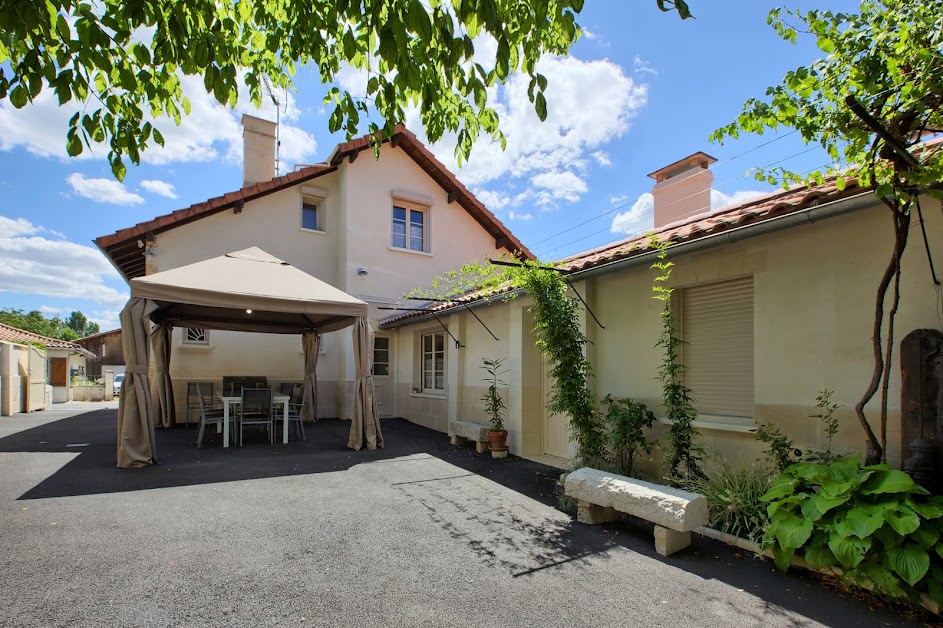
[242,114,277,186]
[648,152,717,229]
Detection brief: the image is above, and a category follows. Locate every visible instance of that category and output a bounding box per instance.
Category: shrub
[762,457,943,607]
[480,357,507,431]
[756,422,803,471]
[683,460,773,543]
[601,394,655,477]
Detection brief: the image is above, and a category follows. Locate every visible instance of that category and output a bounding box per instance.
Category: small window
[301,198,320,231]
[392,205,426,252]
[373,337,390,377]
[184,328,209,345]
[421,332,445,392]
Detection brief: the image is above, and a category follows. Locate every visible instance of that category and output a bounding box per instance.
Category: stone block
[577,500,618,525]
[450,435,467,446]
[564,467,708,532]
[654,525,691,556]
[475,441,489,454]
[448,420,490,442]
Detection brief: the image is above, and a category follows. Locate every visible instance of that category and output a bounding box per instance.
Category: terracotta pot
[488,430,509,458]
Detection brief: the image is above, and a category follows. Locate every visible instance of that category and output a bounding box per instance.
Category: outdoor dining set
[188,377,308,448]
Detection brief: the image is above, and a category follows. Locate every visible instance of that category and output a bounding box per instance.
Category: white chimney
[648,152,717,229]
[242,114,277,186]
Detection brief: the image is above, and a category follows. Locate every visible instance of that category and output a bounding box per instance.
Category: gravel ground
[0,404,924,627]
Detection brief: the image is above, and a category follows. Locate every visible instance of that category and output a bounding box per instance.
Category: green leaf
[843,505,886,538]
[813,492,849,516]
[9,85,28,108]
[828,531,871,569]
[861,470,915,496]
[534,91,547,122]
[772,542,794,573]
[886,544,930,586]
[66,131,83,157]
[909,524,940,550]
[803,544,837,570]
[773,512,813,550]
[761,478,797,502]
[884,507,921,536]
[906,498,943,520]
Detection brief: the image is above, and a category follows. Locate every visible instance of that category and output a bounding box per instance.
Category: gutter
[381,189,878,329]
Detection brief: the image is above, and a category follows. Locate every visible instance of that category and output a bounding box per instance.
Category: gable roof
[95,126,533,281]
[380,174,876,328]
[0,322,94,355]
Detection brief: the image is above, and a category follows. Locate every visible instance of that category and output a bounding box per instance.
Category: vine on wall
[650,237,703,482]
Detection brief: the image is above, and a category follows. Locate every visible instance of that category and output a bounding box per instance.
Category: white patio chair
[239,387,274,446]
[196,386,230,448]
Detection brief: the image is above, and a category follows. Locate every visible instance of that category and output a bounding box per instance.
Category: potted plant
[481,357,509,459]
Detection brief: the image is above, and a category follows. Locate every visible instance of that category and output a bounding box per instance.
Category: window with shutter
[681,276,754,425]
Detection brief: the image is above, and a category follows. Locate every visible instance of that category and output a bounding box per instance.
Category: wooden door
[542,359,574,459]
[50,358,68,387]
[373,336,392,417]
[27,346,47,411]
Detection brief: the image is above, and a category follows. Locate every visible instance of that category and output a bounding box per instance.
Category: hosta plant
[763,457,943,607]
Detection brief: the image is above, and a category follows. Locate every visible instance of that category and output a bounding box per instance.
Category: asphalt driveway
[0,404,924,627]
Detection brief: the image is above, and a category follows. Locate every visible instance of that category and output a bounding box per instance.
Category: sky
[0,1,861,331]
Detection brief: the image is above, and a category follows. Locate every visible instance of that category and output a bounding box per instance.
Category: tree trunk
[856,202,911,465]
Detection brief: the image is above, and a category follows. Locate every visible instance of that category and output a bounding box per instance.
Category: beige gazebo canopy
[116,247,383,468]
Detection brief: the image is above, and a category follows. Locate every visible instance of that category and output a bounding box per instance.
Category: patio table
[218,393,290,447]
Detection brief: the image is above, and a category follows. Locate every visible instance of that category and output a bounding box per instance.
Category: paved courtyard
[0,404,922,627]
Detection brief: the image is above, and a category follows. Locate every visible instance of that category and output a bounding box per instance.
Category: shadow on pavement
[0,408,919,626]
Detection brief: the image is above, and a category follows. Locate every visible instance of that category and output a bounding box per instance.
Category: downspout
[383,190,878,329]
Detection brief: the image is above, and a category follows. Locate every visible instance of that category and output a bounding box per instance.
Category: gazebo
[116,247,383,468]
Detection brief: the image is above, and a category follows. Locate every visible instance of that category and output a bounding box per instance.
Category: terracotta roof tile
[0,322,92,353]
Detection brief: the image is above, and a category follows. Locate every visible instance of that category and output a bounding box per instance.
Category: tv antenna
[260,75,288,175]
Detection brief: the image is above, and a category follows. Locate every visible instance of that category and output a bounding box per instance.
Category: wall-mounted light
[357,267,368,276]
[246,309,253,314]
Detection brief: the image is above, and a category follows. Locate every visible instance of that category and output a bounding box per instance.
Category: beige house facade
[96,117,530,423]
[382,153,943,472]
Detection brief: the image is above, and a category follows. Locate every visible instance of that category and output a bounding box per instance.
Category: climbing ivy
[650,237,703,482]
[406,259,607,466]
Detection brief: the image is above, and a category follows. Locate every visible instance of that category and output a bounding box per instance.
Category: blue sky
[0,1,859,331]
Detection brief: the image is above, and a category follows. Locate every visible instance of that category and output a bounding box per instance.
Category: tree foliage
[0,0,691,179]
[0,308,98,340]
[711,0,943,464]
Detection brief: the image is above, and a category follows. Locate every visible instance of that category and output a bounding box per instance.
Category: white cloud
[610,192,654,235]
[0,215,128,309]
[633,55,660,76]
[66,173,144,205]
[0,75,317,172]
[474,188,512,210]
[591,151,611,166]
[609,194,631,206]
[711,188,765,210]
[139,179,178,199]
[530,170,588,206]
[412,55,648,209]
[509,211,533,222]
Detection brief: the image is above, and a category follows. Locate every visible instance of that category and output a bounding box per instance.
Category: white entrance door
[373,336,392,417]
[542,360,574,459]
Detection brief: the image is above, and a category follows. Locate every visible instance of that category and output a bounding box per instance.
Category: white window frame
[420,331,446,393]
[300,196,325,233]
[391,199,430,254]
[183,327,209,346]
[373,336,390,377]
[678,275,754,430]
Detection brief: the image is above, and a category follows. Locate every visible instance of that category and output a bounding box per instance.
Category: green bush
[601,394,655,477]
[762,457,943,607]
[683,461,773,543]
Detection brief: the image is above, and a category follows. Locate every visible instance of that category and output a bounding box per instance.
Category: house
[0,322,94,413]
[76,328,124,379]
[381,150,943,471]
[95,115,532,423]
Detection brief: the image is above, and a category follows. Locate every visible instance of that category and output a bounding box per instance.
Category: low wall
[71,386,105,402]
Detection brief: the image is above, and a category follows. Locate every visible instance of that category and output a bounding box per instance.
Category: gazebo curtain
[117,297,158,468]
[348,317,384,451]
[152,321,175,428]
[301,330,320,422]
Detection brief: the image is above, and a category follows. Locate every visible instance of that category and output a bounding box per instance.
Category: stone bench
[448,420,491,453]
[564,467,708,556]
